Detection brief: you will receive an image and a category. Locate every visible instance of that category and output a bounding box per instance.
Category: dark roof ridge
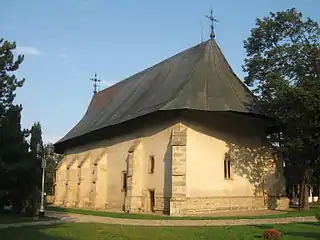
[55,38,262,151]
[160,42,208,110]
[210,39,255,99]
[97,40,209,96]
[209,41,247,110]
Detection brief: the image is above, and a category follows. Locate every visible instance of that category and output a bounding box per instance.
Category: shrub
[316,212,320,221]
[263,228,282,240]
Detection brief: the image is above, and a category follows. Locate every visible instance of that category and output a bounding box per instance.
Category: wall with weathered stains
[54,113,288,216]
[54,118,176,213]
[184,113,286,214]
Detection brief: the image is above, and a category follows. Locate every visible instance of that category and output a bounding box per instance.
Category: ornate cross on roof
[90,73,101,94]
[205,9,218,39]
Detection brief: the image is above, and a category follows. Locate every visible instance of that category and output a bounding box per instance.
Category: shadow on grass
[0,212,56,224]
[47,204,320,221]
[1,221,320,240]
[251,224,274,230]
[252,225,275,239]
[283,231,320,239]
[0,224,75,240]
[299,222,320,227]
[252,222,320,240]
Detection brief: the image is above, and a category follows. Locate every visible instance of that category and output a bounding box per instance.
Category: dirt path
[0,211,317,229]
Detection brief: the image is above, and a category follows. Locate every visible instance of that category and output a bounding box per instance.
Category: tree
[0,38,27,212]
[243,8,320,209]
[0,38,25,116]
[0,106,30,213]
[0,38,44,216]
[43,143,63,196]
[17,121,45,216]
[30,121,44,188]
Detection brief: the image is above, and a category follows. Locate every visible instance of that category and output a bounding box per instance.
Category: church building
[53,24,289,216]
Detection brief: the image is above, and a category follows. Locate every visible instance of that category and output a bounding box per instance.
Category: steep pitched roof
[55,39,258,147]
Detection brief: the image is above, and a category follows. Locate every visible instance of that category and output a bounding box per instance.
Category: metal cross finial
[205,9,218,39]
[90,73,101,94]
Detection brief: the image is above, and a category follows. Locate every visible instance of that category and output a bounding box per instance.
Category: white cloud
[15,46,42,56]
[57,52,69,58]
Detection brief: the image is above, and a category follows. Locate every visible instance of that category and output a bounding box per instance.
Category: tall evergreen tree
[0,38,25,116]
[0,38,46,216]
[30,121,44,189]
[0,106,30,212]
[0,38,27,212]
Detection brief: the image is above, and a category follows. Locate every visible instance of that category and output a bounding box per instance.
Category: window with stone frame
[224,153,232,179]
[92,164,97,183]
[122,171,127,192]
[149,155,155,174]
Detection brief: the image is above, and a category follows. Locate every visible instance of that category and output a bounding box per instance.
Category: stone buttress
[124,140,144,212]
[170,123,187,216]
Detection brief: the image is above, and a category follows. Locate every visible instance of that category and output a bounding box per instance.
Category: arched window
[149,155,155,174]
[122,171,127,192]
[224,153,232,179]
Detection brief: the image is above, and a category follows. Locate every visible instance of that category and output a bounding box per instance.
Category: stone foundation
[154,196,170,214]
[127,196,144,212]
[183,196,267,215]
[46,195,55,204]
[54,195,287,216]
[268,196,290,210]
[168,196,290,215]
[106,202,123,211]
[74,201,81,208]
[94,202,108,210]
[53,200,63,206]
[276,197,290,210]
[170,197,187,216]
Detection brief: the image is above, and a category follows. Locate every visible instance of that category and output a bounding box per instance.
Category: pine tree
[30,121,44,189]
[0,38,27,212]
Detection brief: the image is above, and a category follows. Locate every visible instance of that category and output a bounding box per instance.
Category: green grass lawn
[47,204,320,220]
[0,214,54,224]
[0,222,319,240]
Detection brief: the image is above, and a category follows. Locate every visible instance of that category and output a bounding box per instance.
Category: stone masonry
[125,140,144,212]
[170,123,187,216]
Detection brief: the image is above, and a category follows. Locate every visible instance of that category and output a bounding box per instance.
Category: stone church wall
[54,112,288,215]
[181,113,288,215]
[54,118,177,212]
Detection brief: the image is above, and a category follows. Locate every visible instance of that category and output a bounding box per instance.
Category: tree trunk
[318,183,320,203]
[299,179,304,209]
[0,200,4,214]
[299,168,312,210]
[11,199,22,214]
[303,184,310,210]
[299,177,310,210]
[52,173,56,196]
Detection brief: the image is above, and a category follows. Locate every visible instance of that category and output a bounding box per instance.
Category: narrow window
[149,155,155,173]
[224,154,232,179]
[92,165,97,183]
[122,171,127,192]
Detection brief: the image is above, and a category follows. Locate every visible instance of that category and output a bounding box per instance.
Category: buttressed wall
[54,113,288,216]
[54,119,177,213]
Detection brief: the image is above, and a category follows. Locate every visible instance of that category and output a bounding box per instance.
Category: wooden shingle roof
[55,39,260,152]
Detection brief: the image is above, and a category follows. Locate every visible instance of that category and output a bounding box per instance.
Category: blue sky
[1,0,319,143]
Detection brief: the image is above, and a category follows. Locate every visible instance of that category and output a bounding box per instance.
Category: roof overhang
[54,109,273,154]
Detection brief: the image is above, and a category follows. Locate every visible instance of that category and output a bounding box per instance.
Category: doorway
[148,189,155,212]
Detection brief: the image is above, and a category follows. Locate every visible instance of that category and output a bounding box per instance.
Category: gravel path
[0,211,317,229]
